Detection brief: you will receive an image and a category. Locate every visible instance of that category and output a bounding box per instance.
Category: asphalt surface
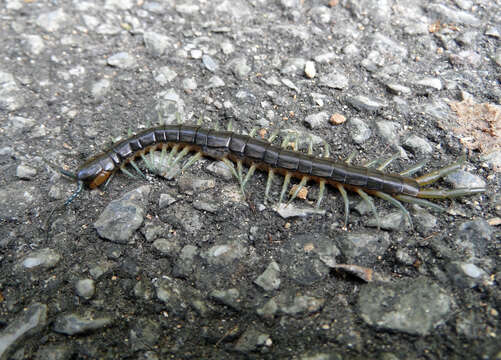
[0,0,500,359]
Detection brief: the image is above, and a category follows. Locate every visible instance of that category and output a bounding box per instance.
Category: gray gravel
[0,0,499,359]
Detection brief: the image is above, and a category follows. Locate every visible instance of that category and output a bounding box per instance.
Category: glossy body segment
[75,125,421,196]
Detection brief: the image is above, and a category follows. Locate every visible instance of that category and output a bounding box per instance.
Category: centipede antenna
[395,194,445,212]
[264,169,275,203]
[129,159,146,179]
[227,120,233,131]
[45,180,84,241]
[336,183,349,228]
[121,166,138,179]
[249,127,258,137]
[279,172,292,205]
[345,151,357,165]
[399,160,427,177]
[356,188,380,230]
[316,180,326,209]
[43,158,78,180]
[374,191,413,229]
[363,157,380,168]
[415,156,465,186]
[287,176,308,206]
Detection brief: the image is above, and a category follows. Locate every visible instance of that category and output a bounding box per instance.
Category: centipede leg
[279,172,292,205]
[129,159,146,179]
[376,153,399,171]
[356,188,380,230]
[287,176,309,206]
[316,180,326,209]
[374,191,413,229]
[169,151,203,179]
[336,184,349,229]
[241,164,257,192]
[399,160,427,177]
[265,169,275,204]
[140,152,154,171]
[394,194,446,212]
[120,166,138,179]
[414,156,465,185]
[417,187,486,199]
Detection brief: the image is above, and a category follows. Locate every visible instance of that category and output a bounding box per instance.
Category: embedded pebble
[304,61,316,78]
[94,186,151,243]
[193,199,220,213]
[376,120,400,145]
[445,170,486,189]
[202,54,218,72]
[281,58,306,75]
[91,78,111,98]
[129,318,160,352]
[254,262,281,291]
[154,66,178,85]
[234,328,272,353]
[230,57,251,79]
[154,278,186,316]
[201,242,248,266]
[159,193,177,208]
[75,279,96,299]
[176,3,200,14]
[319,70,349,89]
[281,78,299,93]
[403,135,433,155]
[107,52,137,68]
[152,238,181,256]
[426,3,480,26]
[348,95,386,112]
[53,314,113,335]
[36,8,67,32]
[0,71,25,111]
[95,23,121,35]
[358,277,453,335]
[366,211,411,231]
[454,219,493,259]
[273,204,326,218]
[335,232,391,266]
[304,111,329,129]
[221,42,234,54]
[143,31,171,56]
[210,288,241,310]
[414,77,443,91]
[206,75,225,88]
[0,303,47,358]
[22,35,45,55]
[449,50,482,67]
[481,151,501,171]
[173,245,199,278]
[413,207,438,233]
[446,261,489,288]
[386,82,411,95]
[182,77,197,91]
[206,161,233,180]
[16,164,36,179]
[348,117,371,144]
[19,248,61,270]
[178,176,215,193]
[279,294,325,316]
[256,298,278,319]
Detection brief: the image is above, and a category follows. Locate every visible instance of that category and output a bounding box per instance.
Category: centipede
[46,122,486,234]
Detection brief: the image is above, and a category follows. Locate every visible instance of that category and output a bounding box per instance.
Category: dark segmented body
[76,125,420,196]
